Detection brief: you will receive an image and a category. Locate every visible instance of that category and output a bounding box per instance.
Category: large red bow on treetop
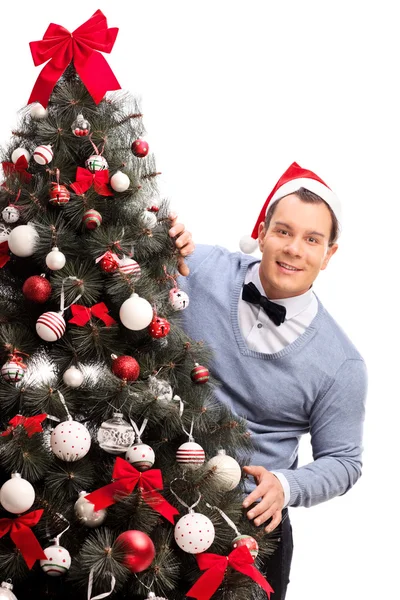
[28,9,121,108]
[1,413,47,438]
[70,167,113,196]
[68,302,116,327]
[0,241,11,268]
[2,156,32,183]
[0,510,47,569]
[86,457,179,524]
[186,545,274,600]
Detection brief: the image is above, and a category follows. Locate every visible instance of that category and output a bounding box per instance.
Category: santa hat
[239,162,341,253]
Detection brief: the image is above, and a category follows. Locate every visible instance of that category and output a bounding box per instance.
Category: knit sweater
[179,245,367,508]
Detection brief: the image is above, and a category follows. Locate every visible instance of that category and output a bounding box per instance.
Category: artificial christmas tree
[0,10,277,600]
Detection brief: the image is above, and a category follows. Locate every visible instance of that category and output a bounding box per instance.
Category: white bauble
[174,512,215,554]
[1,360,26,383]
[115,256,141,279]
[176,441,205,469]
[33,144,53,165]
[110,170,130,192]
[2,206,20,224]
[148,375,173,404]
[0,580,17,600]
[45,247,66,270]
[30,103,48,119]
[50,420,91,461]
[169,287,190,310]
[206,450,242,491]
[63,366,84,387]
[142,211,157,229]
[97,413,135,455]
[119,293,153,330]
[8,224,38,257]
[40,542,71,576]
[11,147,30,164]
[85,154,108,172]
[125,443,155,471]
[74,491,107,527]
[0,473,35,514]
[36,311,66,342]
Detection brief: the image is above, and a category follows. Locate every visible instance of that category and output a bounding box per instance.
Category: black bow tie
[242,282,286,326]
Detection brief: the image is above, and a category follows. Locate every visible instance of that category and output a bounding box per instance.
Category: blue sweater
[179,245,367,508]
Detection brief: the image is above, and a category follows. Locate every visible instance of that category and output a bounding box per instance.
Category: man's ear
[258,222,266,252]
[321,243,338,270]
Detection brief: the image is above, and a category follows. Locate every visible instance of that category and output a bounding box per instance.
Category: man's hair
[264,187,340,246]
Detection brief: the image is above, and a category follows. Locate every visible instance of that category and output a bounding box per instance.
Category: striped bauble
[33,144,53,165]
[115,256,142,279]
[190,363,210,384]
[1,359,27,383]
[176,441,205,469]
[36,311,66,342]
[82,209,102,230]
[49,183,70,205]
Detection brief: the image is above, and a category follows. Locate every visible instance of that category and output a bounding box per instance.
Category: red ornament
[190,363,210,384]
[83,209,102,230]
[148,316,170,339]
[131,139,149,158]
[49,183,70,205]
[114,530,155,573]
[99,251,119,273]
[22,275,52,303]
[232,534,259,560]
[111,355,140,381]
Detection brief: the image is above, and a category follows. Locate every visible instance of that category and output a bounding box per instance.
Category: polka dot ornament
[50,419,91,461]
[174,512,215,554]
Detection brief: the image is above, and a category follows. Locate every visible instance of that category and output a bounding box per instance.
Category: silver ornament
[0,581,17,600]
[148,375,173,404]
[2,206,20,224]
[74,491,107,527]
[97,413,135,454]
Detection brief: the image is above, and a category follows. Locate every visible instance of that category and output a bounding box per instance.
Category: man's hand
[168,212,194,276]
[242,465,285,533]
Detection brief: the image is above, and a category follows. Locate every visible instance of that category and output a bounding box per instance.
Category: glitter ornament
[207,449,242,491]
[50,419,91,461]
[125,443,155,471]
[36,311,66,342]
[22,274,52,303]
[115,256,141,279]
[119,293,153,330]
[115,530,155,573]
[33,144,53,165]
[190,363,210,384]
[176,441,205,469]
[8,224,38,257]
[30,102,48,120]
[169,287,189,310]
[82,209,102,230]
[97,412,135,454]
[11,147,30,164]
[45,247,66,270]
[131,139,149,158]
[0,581,17,600]
[49,183,70,206]
[174,512,215,554]
[232,534,259,560]
[142,211,157,229]
[63,366,84,388]
[111,355,140,381]
[99,251,119,273]
[2,205,20,224]
[148,376,173,404]
[74,491,107,527]
[40,541,71,576]
[0,473,35,514]
[110,170,130,192]
[148,316,170,339]
[71,114,91,137]
[85,154,108,172]
[1,357,27,383]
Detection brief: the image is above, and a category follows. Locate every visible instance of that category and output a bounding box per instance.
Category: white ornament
[174,512,215,554]
[125,443,155,471]
[36,311,66,342]
[50,419,91,461]
[33,144,53,165]
[63,366,84,387]
[115,256,141,279]
[119,293,153,330]
[2,206,20,224]
[0,580,17,600]
[74,491,107,527]
[45,247,66,270]
[97,413,135,454]
[206,449,242,491]
[1,360,26,383]
[110,170,130,192]
[142,211,158,229]
[8,224,38,257]
[30,103,48,120]
[11,147,30,164]
[169,287,190,310]
[85,155,108,172]
[176,441,205,469]
[148,375,173,404]
[40,541,71,576]
[0,473,35,514]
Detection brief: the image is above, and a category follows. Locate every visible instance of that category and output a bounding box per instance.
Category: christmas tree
[0,11,275,600]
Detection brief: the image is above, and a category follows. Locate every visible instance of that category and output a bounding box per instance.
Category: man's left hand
[242,465,285,532]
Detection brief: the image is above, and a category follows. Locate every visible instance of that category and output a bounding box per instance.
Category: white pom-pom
[239,234,258,254]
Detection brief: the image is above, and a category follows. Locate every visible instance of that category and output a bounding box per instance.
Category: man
[169,162,367,599]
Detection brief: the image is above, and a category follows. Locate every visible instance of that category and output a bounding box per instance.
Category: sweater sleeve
[275,357,367,508]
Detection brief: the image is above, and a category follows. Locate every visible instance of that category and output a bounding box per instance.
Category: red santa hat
[239,162,341,253]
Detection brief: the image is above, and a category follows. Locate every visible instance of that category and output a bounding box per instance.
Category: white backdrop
[1,2,398,598]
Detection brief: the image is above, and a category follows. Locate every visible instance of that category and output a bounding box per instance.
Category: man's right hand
[168,212,194,276]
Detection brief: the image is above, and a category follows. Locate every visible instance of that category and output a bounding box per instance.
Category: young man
[169,162,367,599]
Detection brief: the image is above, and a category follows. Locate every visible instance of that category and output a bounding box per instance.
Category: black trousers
[263,509,293,600]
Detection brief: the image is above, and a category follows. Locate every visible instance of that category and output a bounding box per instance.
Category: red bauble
[131,139,149,158]
[99,252,119,273]
[49,183,71,205]
[112,355,140,381]
[148,316,170,339]
[115,530,155,573]
[190,363,210,384]
[232,534,259,560]
[22,275,52,303]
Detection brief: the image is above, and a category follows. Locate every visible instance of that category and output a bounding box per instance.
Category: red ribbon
[1,414,47,438]
[28,9,121,107]
[68,302,116,327]
[2,156,32,183]
[70,167,113,196]
[186,546,274,600]
[86,457,179,524]
[0,510,47,569]
[0,241,10,268]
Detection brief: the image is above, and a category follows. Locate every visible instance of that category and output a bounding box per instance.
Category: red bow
[2,156,32,183]
[86,457,179,524]
[0,241,10,268]
[70,167,113,196]
[68,302,116,327]
[186,545,274,600]
[1,414,47,438]
[0,510,47,569]
[28,9,121,107]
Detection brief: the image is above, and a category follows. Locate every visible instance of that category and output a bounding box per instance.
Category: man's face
[257,194,338,299]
